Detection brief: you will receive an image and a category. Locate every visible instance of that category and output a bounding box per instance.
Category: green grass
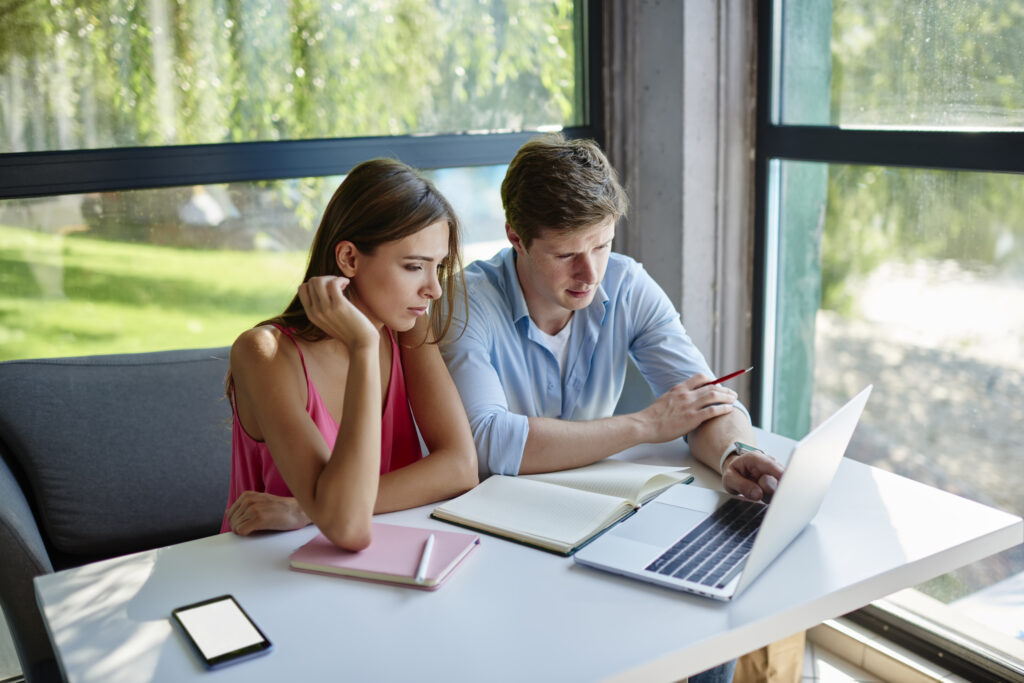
[0,224,307,360]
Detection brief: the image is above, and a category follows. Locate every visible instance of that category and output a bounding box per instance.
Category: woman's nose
[424,271,442,299]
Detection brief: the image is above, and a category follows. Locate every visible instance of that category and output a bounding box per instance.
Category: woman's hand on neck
[298,275,380,352]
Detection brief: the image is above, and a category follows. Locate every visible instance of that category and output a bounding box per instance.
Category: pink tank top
[221,324,421,532]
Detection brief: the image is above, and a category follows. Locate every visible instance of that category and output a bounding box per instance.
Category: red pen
[700,366,754,388]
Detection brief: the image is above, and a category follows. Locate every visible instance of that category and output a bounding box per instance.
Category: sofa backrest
[0,347,232,567]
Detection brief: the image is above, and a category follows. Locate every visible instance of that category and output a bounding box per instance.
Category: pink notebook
[289,523,480,590]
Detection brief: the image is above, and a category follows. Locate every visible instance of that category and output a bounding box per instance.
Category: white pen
[415,533,435,584]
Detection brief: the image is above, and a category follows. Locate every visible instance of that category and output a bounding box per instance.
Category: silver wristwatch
[719,441,766,472]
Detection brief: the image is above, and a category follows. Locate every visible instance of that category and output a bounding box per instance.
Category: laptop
[574,385,872,601]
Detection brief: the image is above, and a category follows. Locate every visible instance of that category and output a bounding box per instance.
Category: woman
[221,158,478,550]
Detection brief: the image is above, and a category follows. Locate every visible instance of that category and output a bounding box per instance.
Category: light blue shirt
[441,248,743,477]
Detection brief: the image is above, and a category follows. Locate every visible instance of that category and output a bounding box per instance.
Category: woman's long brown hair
[261,158,466,343]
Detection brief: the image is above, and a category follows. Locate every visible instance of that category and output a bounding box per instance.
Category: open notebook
[432,460,693,555]
[289,522,480,590]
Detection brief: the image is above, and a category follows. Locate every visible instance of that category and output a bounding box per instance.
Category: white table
[35,432,1023,682]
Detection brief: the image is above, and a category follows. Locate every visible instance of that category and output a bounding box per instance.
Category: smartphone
[171,595,272,669]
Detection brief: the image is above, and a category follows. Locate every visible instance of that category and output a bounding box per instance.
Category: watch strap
[718,443,739,473]
[719,441,765,472]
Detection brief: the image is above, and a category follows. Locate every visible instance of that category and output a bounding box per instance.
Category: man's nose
[575,255,597,283]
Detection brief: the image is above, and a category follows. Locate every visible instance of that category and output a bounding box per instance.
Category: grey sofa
[0,347,232,682]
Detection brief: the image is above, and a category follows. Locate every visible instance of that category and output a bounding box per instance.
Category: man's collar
[500,247,532,323]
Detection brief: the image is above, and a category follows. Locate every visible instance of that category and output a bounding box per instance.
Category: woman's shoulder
[231,325,299,373]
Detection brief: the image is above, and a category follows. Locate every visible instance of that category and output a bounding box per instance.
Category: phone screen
[172,595,271,668]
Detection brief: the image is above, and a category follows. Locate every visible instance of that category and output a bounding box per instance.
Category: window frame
[752,2,1024,679]
[0,0,604,200]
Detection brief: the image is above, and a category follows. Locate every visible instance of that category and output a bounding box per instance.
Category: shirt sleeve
[440,304,530,478]
[625,264,751,421]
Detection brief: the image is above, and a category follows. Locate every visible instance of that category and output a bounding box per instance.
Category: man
[441,134,781,496]
[440,134,789,683]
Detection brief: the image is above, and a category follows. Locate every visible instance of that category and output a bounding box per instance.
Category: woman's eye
[405,265,422,272]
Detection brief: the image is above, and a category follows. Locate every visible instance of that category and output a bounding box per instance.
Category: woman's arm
[231,329,381,550]
[228,326,477,533]
[374,317,478,511]
[231,277,384,550]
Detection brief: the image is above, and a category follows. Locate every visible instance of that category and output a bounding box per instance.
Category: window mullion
[764,125,1024,175]
[0,129,600,200]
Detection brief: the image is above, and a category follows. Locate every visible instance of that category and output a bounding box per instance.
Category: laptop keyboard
[644,497,767,589]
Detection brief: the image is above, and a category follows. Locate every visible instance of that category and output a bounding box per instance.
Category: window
[0,1,600,360]
[0,165,508,359]
[757,1,1024,678]
[2,0,580,153]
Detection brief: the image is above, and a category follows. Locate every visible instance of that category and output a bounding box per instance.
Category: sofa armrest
[0,451,57,681]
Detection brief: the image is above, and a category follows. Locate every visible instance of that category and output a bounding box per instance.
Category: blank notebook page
[439,476,627,543]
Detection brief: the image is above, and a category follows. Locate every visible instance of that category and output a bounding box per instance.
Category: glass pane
[770,161,1024,658]
[0,165,507,360]
[779,0,1024,129]
[0,0,579,153]
[423,165,508,264]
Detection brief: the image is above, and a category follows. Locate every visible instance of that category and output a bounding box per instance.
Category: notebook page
[521,460,690,502]
[434,476,629,547]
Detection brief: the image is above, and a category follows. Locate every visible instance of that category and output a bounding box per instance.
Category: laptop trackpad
[610,501,708,548]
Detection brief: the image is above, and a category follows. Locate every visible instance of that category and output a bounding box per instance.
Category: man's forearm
[687,410,757,473]
[519,410,754,476]
[518,414,649,474]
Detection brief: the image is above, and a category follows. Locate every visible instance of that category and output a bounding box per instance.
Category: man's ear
[335,241,358,277]
[505,223,526,255]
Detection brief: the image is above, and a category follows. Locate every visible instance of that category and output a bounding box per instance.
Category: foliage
[0,0,577,151]
[821,163,1024,312]
[0,0,577,240]
[0,0,48,67]
[830,0,1024,128]
[816,0,1024,312]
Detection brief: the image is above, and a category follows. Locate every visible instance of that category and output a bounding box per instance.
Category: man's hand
[723,451,784,502]
[226,491,311,536]
[639,374,738,443]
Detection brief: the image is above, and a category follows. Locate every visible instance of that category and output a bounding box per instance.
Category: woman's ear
[335,241,358,277]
